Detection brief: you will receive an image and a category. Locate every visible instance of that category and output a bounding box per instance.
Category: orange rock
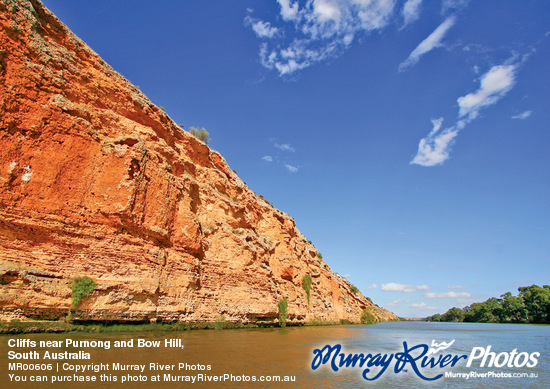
[0,0,397,324]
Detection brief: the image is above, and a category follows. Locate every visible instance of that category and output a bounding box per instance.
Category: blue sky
[42,0,549,318]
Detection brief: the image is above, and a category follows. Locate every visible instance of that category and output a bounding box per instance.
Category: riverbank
[0,317,385,335]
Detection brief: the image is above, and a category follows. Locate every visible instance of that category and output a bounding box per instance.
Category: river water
[1,321,548,388]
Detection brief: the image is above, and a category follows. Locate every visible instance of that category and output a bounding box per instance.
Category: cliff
[0,0,397,324]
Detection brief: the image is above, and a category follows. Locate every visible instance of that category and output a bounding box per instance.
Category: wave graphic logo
[427,339,455,355]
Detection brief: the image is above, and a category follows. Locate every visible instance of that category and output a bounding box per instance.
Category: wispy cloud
[411,61,520,166]
[410,118,459,166]
[425,291,471,298]
[278,0,300,21]
[512,110,532,120]
[248,0,396,76]
[381,282,430,293]
[262,140,299,173]
[275,143,295,152]
[245,16,280,39]
[457,64,516,120]
[285,164,299,173]
[398,16,455,71]
[402,0,423,27]
[388,299,405,306]
[411,302,438,309]
[366,283,378,290]
[447,284,467,290]
[442,0,470,15]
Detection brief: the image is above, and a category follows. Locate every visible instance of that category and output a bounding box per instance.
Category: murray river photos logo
[311,340,540,381]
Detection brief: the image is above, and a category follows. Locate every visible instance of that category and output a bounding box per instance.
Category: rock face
[0,0,397,324]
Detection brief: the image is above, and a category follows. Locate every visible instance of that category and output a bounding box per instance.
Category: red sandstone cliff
[0,0,397,324]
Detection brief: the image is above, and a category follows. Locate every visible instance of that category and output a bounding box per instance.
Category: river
[1,321,548,388]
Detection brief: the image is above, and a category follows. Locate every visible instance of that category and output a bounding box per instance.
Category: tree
[426,285,549,324]
[519,285,550,323]
[500,292,527,323]
[428,313,442,322]
[189,126,210,144]
[463,300,498,323]
[441,307,465,322]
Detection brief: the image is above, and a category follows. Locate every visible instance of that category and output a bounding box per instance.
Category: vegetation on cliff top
[189,126,210,144]
[426,285,550,324]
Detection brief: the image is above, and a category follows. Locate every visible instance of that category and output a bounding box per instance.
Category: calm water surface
[1,321,548,388]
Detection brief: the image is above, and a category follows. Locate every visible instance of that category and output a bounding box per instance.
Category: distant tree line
[426,285,550,324]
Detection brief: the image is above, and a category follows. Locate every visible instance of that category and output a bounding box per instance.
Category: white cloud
[262,155,273,162]
[313,0,342,23]
[410,118,459,166]
[412,62,520,167]
[388,299,405,306]
[411,302,438,309]
[366,283,378,290]
[277,0,300,21]
[402,0,422,27]
[442,0,470,15]
[425,291,472,298]
[381,282,430,293]
[457,64,516,119]
[249,0,396,76]
[285,164,299,173]
[398,16,455,71]
[512,110,532,120]
[246,17,279,39]
[275,143,296,152]
[447,284,467,290]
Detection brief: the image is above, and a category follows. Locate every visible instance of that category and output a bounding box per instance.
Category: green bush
[189,126,210,144]
[316,252,323,260]
[71,276,96,307]
[302,274,313,304]
[361,308,377,324]
[350,285,359,295]
[278,298,288,328]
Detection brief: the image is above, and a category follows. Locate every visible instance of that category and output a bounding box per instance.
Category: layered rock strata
[0,0,397,324]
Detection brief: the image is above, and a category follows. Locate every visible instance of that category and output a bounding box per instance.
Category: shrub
[189,126,210,144]
[71,276,96,307]
[361,308,377,325]
[214,315,227,330]
[302,274,313,304]
[278,298,288,328]
[316,252,323,260]
[350,285,359,295]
